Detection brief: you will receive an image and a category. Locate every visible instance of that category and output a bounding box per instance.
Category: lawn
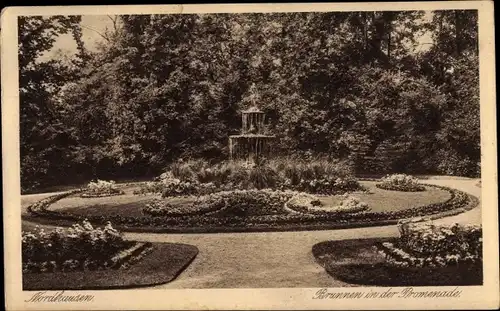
[312,238,482,286]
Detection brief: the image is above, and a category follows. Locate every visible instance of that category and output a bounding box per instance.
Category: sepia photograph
[2,2,498,310]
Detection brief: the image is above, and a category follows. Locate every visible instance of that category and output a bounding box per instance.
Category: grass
[23,242,199,290]
[312,238,483,286]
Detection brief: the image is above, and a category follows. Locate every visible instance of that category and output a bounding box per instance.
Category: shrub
[376,174,425,192]
[81,180,124,198]
[378,220,482,268]
[22,220,130,273]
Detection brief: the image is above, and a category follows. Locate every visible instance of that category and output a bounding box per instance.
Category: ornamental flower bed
[26,184,477,232]
[286,194,370,215]
[22,220,141,273]
[377,220,482,268]
[81,180,125,198]
[376,174,426,192]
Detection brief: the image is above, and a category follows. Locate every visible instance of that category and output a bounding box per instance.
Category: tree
[19,16,85,191]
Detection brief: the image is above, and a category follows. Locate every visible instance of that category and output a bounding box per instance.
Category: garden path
[21,177,481,288]
[124,177,482,289]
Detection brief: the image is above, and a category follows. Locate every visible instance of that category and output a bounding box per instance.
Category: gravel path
[21,177,481,289]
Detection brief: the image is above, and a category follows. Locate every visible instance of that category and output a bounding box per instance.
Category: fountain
[229,84,275,162]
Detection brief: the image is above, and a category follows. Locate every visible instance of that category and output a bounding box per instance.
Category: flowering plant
[22,220,130,273]
[376,174,425,192]
[81,180,124,197]
[378,219,482,268]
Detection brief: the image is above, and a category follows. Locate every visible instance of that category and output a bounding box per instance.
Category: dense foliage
[20,11,480,192]
[378,220,482,268]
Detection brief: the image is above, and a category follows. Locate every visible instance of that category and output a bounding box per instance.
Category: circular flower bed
[25,182,478,233]
[376,174,426,192]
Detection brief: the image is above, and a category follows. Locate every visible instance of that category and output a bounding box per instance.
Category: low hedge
[25,184,479,232]
[80,190,125,198]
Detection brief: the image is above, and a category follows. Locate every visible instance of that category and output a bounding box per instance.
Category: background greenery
[19,11,480,192]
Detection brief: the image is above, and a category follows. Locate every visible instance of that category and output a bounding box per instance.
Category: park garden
[20,11,481,289]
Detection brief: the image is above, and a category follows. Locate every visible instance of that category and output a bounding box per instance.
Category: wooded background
[19,10,480,191]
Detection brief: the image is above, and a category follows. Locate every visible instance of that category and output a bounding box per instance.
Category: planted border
[80,190,125,198]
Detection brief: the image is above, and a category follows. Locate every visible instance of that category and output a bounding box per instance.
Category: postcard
[2,1,498,310]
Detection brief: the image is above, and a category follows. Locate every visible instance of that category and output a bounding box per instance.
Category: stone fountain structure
[229,84,275,162]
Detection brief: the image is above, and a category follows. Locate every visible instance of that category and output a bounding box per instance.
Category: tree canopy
[19,10,480,191]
